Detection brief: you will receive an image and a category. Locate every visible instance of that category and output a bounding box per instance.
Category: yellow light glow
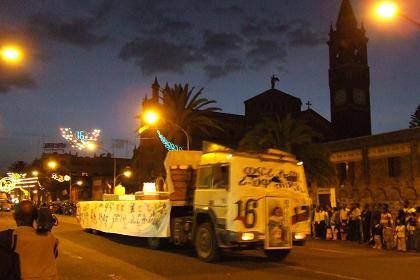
[32,171,39,176]
[1,46,23,64]
[241,232,255,241]
[123,170,132,178]
[47,161,57,169]
[143,182,156,193]
[375,2,398,19]
[86,142,96,151]
[143,111,159,125]
[76,180,83,186]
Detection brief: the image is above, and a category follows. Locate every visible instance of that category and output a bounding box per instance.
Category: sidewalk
[306,238,420,255]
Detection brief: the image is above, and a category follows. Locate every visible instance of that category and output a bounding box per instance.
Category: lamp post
[374,1,420,29]
[140,110,190,150]
[114,170,132,187]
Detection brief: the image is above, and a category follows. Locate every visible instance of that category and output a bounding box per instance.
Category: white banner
[77,200,171,237]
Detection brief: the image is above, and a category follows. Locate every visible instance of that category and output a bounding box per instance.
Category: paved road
[1,211,419,280]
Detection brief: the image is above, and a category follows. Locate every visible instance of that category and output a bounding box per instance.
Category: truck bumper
[216,228,264,248]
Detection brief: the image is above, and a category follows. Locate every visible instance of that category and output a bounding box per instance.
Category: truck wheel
[195,222,220,262]
[265,249,290,261]
[147,237,167,250]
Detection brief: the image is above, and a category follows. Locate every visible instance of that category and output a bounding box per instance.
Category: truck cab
[190,143,310,261]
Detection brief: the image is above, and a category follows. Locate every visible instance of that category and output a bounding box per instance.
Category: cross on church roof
[306,101,312,109]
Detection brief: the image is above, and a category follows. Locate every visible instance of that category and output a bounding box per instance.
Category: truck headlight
[241,232,255,241]
[293,233,306,240]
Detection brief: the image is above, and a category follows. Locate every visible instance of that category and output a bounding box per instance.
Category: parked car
[0,201,12,211]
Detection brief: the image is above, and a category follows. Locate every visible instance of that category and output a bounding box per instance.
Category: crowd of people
[312,201,420,252]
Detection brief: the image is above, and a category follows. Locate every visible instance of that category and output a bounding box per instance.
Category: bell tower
[328,0,371,139]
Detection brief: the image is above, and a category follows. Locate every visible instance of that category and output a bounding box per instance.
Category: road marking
[310,247,350,254]
[61,250,83,260]
[108,274,127,280]
[290,266,365,280]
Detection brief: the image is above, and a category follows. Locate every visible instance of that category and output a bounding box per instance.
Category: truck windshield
[197,165,229,189]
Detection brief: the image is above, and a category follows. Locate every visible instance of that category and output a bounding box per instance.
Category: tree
[160,83,222,147]
[8,160,28,173]
[239,114,335,186]
[409,104,420,128]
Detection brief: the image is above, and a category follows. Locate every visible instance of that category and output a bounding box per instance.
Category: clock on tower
[328,0,372,139]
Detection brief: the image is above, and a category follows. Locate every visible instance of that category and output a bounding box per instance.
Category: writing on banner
[77,200,171,237]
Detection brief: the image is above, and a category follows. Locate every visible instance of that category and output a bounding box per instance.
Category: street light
[140,110,190,150]
[1,45,23,64]
[374,1,420,29]
[47,160,73,203]
[114,169,132,187]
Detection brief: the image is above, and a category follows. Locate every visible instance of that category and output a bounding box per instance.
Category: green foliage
[160,83,222,146]
[409,104,420,128]
[239,114,335,186]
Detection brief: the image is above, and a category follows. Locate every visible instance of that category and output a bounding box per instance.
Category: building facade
[313,128,420,212]
[31,152,131,202]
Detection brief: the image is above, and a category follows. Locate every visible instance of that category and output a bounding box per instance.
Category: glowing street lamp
[1,45,23,64]
[375,2,398,20]
[143,111,159,125]
[114,168,132,187]
[47,161,57,169]
[76,180,83,186]
[374,1,420,29]
[139,110,190,150]
[123,170,132,178]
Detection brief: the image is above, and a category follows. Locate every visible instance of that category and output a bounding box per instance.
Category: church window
[335,52,341,60]
[337,162,355,185]
[388,157,401,177]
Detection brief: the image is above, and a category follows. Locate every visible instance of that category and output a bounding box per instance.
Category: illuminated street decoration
[52,173,65,182]
[51,173,71,182]
[60,128,101,150]
[0,177,15,193]
[157,130,182,151]
[0,173,39,193]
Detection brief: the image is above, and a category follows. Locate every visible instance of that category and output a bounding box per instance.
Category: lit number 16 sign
[234,198,258,228]
[76,131,86,140]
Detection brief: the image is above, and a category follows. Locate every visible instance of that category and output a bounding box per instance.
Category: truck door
[195,164,229,223]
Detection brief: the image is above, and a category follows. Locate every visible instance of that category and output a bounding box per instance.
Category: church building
[131,0,420,211]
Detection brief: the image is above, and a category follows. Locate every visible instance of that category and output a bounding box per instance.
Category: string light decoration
[51,173,65,182]
[60,128,101,150]
[157,130,182,151]
[0,173,39,193]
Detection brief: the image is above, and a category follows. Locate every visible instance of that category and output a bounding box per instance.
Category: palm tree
[8,160,28,173]
[239,114,334,186]
[159,83,222,148]
[409,104,420,128]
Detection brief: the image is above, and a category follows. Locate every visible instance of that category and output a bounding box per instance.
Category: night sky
[0,0,419,172]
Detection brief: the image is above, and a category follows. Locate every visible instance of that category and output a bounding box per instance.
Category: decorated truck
[77,143,311,262]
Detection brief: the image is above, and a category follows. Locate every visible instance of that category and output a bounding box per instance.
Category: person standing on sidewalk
[395,219,406,252]
[339,204,349,240]
[361,204,372,243]
[380,204,394,250]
